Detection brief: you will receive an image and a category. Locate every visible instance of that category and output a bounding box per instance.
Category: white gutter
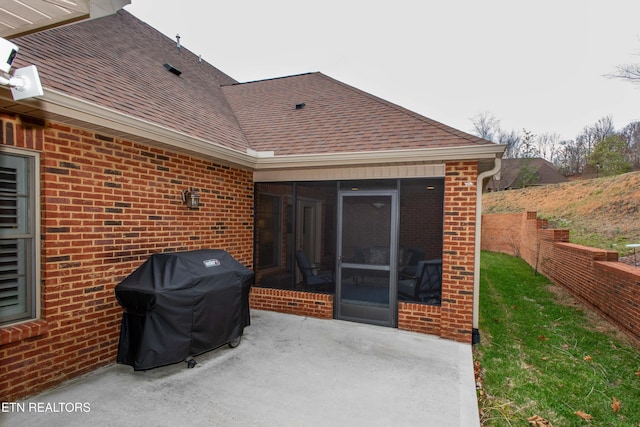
[253,144,505,170]
[472,157,501,343]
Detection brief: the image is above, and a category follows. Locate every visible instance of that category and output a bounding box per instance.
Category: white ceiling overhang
[0,0,129,38]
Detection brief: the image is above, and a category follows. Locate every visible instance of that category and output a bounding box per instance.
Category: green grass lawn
[476,251,640,426]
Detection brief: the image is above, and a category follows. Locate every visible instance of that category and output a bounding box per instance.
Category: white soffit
[0,0,129,38]
[253,164,447,183]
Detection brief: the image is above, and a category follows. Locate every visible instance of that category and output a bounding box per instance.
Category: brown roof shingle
[9,10,496,159]
[12,10,250,153]
[222,72,492,155]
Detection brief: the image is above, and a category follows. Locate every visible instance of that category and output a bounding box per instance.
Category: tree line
[471,113,640,177]
[472,53,640,178]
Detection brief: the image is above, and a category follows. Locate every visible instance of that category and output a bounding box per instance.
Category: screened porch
[254,178,444,325]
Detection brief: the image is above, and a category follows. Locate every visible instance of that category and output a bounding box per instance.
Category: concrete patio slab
[1,310,479,426]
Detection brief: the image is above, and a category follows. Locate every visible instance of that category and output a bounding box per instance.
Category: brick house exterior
[0,10,504,401]
[0,115,254,400]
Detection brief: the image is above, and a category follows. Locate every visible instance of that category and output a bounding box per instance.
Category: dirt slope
[483,171,640,255]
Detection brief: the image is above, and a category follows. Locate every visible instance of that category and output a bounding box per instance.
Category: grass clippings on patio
[475,251,640,426]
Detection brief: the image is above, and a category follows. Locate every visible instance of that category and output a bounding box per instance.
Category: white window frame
[0,146,40,326]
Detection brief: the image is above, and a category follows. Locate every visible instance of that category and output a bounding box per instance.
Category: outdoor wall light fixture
[181,187,200,209]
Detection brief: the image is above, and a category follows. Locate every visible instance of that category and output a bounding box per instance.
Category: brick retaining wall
[482,211,640,341]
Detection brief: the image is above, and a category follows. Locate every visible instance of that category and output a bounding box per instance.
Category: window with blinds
[0,152,35,324]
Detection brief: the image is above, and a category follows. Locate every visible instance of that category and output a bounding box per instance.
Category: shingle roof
[12,10,250,153]
[9,10,496,159]
[223,73,492,155]
[486,158,569,190]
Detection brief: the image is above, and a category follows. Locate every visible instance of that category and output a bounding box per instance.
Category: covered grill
[115,249,253,370]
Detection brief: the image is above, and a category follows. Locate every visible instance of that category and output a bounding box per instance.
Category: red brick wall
[482,211,640,341]
[479,213,523,256]
[398,302,441,335]
[437,161,478,343]
[250,288,333,319]
[0,113,254,401]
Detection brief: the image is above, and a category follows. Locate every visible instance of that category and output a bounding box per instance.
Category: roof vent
[163,63,182,76]
[295,103,305,110]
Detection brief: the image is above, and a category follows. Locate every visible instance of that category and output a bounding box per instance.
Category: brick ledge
[0,320,50,345]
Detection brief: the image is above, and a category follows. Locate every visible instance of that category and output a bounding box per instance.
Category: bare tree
[607,40,640,84]
[621,121,640,168]
[536,133,560,162]
[609,51,640,84]
[497,129,521,159]
[471,111,501,142]
[553,140,573,175]
[554,139,586,176]
[470,112,523,159]
[469,110,637,177]
[575,116,615,157]
[592,116,616,142]
[611,64,640,83]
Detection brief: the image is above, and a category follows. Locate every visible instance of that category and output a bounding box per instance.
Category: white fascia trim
[36,89,259,169]
[8,88,505,171]
[253,144,507,170]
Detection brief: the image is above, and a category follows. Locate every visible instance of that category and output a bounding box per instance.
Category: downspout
[472,157,501,345]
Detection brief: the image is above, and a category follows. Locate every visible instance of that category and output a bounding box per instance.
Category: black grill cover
[115,249,254,370]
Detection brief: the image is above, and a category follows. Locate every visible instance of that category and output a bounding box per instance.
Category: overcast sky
[125,1,640,141]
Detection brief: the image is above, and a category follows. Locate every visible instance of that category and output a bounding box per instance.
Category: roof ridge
[315,72,491,145]
[120,10,240,85]
[223,71,319,87]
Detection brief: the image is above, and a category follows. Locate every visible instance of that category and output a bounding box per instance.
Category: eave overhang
[0,86,506,174]
[0,0,130,38]
[0,87,258,169]
[252,144,505,170]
